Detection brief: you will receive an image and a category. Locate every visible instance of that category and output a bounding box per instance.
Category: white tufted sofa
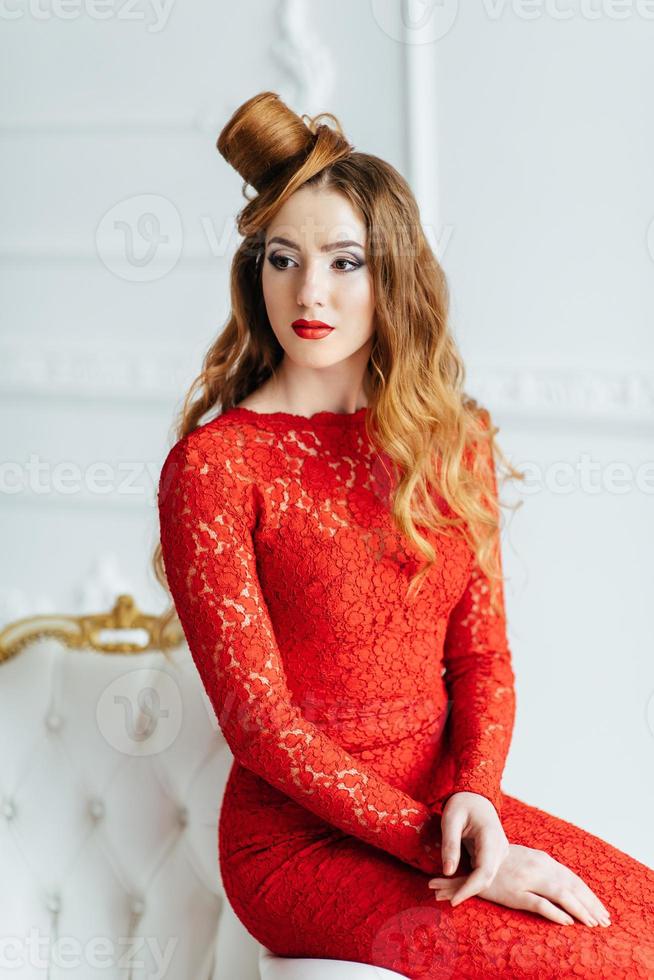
[0,597,408,980]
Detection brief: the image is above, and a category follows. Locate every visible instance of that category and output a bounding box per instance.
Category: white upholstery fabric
[0,635,260,980]
[259,945,409,979]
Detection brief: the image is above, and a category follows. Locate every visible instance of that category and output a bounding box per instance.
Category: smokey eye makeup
[266,252,365,273]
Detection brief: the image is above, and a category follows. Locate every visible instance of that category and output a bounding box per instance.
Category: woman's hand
[437,791,510,906]
[429,842,612,928]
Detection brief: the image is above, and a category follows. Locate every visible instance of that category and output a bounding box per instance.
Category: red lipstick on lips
[292,319,334,339]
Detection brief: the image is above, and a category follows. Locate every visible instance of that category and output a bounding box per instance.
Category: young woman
[154,91,654,978]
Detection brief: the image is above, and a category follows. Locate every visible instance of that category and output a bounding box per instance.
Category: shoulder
[161,413,253,470]
[158,415,259,517]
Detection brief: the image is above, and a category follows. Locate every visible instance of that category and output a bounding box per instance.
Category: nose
[296,260,327,310]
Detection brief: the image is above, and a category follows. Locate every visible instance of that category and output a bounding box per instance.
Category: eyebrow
[266,236,365,253]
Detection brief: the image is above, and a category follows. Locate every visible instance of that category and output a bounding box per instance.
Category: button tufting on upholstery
[129,895,145,917]
[45,711,64,732]
[2,797,16,821]
[45,891,61,914]
[88,797,105,821]
[177,804,188,828]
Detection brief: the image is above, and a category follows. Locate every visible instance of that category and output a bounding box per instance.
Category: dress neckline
[225,405,369,427]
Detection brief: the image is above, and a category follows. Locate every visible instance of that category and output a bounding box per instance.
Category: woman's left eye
[333,257,361,272]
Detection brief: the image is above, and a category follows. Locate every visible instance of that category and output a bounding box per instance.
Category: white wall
[424,3,654,866]
[1,0,652,875]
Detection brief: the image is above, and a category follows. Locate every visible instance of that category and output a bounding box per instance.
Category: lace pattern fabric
[157,406,654,978]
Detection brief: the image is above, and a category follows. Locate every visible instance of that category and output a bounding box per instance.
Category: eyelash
[267,254,363,273]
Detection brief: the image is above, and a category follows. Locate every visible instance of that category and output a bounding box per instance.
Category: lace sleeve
[439,413,517,820]
[157,433,444,874]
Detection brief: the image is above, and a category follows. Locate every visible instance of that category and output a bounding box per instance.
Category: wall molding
[0,246,224,266]
[0,116,210,137]
[0,344,192,403]
[0,102,232,139]
[1,343,652,421]
[464,363,654,423]
[2,353,651,516]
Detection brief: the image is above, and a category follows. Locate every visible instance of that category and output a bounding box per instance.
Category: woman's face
[261,185,376,369]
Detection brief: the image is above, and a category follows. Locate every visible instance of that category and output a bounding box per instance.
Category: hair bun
[217,90,351,194]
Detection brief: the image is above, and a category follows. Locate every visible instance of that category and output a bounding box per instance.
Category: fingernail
[600,916,611,927]
[444,860,454,874]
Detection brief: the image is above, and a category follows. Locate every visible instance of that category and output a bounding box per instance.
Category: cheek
[345,275,375,325]
[334,272,374,313]
[261,268,283,308]
[334,286,376,352]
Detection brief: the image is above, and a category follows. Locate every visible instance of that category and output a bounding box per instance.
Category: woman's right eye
[267,254,295,270]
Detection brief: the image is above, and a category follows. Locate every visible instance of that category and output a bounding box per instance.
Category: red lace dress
[157,405,654,979]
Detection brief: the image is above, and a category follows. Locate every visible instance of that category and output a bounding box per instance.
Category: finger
[529,860,612,928]
[440,811,466,875]
[450,866,494,906]
[521,893,575,927]
[433,885,459,899]
[428,875,467,889]
[428,876,467,897]
[530,856,611,924]
[565,872,611,923]
[449,830,499,906]
[433,883,463,901]
[550,886,603,928]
